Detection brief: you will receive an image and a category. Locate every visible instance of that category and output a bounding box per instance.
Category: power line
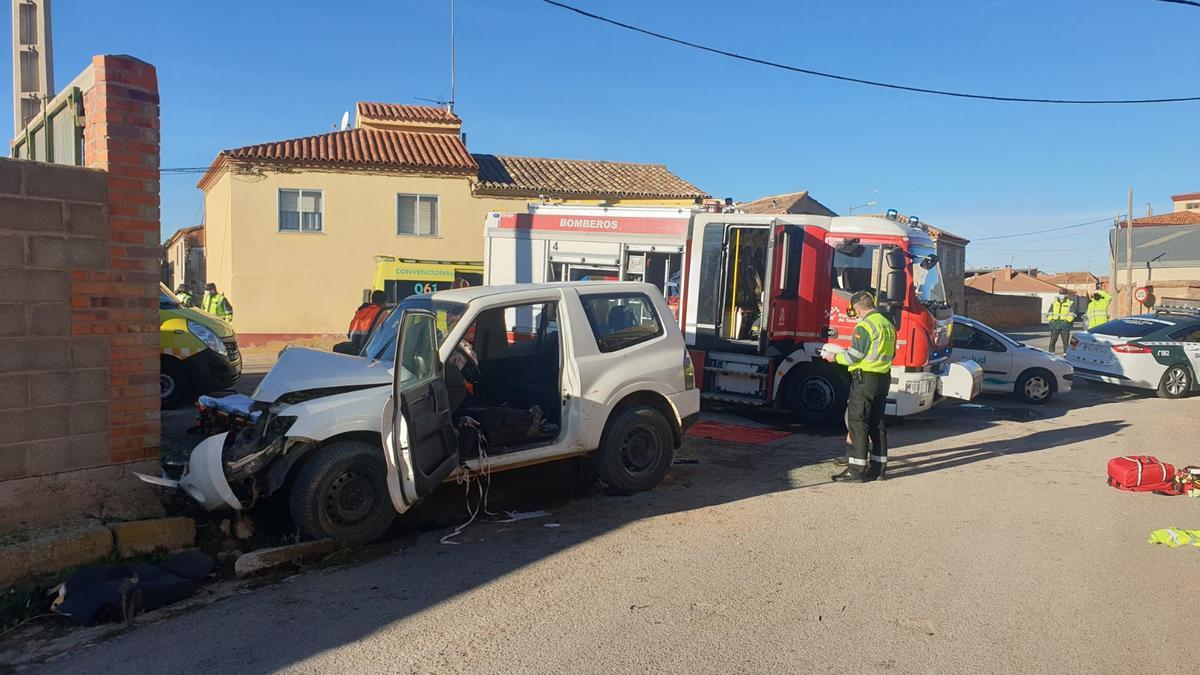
[538,0,1200,104]
[970,217,1117,242]
[1154,0,1200,8]
[161,167,208,175]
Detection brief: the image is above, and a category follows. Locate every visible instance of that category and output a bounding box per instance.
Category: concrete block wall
[962,290,1042,328]
[0,55,162,532]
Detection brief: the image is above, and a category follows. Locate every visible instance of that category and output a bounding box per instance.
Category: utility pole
[1126,188,1134,316]
[11,0,54,135]
[1111,213,1119,317]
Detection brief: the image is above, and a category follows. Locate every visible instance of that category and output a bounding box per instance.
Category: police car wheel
[1015,369,1055,405]
[1157,365,1192,399]
[160,357,192,409]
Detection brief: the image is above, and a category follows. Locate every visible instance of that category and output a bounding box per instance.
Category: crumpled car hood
[252,347,392,403]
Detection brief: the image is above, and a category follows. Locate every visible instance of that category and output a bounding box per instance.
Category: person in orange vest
[347,290,388,354]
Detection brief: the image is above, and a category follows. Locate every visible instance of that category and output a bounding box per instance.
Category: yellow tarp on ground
[1147,528,1200,547]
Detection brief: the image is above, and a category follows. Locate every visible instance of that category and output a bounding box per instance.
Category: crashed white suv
[149,283,700,544]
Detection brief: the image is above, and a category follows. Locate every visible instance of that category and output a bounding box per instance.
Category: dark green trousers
[847,371,889,471]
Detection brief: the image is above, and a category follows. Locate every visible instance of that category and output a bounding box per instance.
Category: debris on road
[1147,528,1200,548]
[493,510,550,523]
[233,540,339,578]
[51,551,216,626]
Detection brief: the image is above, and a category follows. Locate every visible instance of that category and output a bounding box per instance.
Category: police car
[1067,304,1200,398]
[948,316,1073,404]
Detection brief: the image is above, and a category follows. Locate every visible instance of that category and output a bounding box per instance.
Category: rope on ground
[440,417,498,545]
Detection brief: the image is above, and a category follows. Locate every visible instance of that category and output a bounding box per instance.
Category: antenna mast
[449,0,456,113]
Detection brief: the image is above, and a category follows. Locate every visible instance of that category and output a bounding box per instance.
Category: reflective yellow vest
[177,292,193,307]
[836,311,896,374]
[203,292,233,322]
[1086,291,1111,329]
[1046,297,1075,324]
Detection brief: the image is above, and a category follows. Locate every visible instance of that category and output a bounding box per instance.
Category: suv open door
[383,309,459,511]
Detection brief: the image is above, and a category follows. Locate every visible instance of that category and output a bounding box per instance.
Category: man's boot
[866,456,887,481]
[834,441,850,466]
[831,458,868,482]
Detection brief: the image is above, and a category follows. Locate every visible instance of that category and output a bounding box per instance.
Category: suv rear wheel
[1157,365,1192,399]
[594,405,674,493]
[289,440,395,545]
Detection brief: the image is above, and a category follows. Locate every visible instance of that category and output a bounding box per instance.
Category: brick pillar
[77,55,162,464]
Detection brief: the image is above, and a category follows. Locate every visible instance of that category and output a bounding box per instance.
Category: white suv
[146,283,700,544]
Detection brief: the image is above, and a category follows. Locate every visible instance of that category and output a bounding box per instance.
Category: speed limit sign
[1134,286,1151,304]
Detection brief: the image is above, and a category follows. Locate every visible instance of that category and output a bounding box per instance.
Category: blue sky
[4,0,1197,273]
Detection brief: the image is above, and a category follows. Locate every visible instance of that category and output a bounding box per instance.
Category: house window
[397,194,439,236]
[1187,202,1199,210]
[279,189,323,232]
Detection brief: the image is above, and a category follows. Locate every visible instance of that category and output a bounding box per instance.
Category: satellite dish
[339,111,350,131]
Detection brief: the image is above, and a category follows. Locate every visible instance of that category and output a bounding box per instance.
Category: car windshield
[1091,317,1175,338]
[362,299,466,363]
[159,289,180,310]
[909,243,947,305]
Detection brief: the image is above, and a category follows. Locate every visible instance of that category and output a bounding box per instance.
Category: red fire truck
[483,204,980,425]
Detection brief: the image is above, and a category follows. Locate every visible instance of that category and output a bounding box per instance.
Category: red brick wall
[0,55,161,484]
[80,55,162,464]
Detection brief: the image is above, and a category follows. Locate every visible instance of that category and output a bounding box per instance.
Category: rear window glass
[1091,318,1173,338]
[580,293,664,353]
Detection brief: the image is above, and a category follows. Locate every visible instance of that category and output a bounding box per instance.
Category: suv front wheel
[594,405,674,493]
[289,440,396,545]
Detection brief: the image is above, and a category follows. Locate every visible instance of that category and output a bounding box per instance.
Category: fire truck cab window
[832,243,883,295]
[721,227,768,342]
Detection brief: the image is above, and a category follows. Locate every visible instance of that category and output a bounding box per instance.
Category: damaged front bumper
[136,413,300,511]
[136,432,243,511]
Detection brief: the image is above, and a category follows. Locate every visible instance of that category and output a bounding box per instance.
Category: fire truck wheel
[782,362,850,427]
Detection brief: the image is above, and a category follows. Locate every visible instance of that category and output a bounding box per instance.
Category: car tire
[781,362,850,427]
[594,405,675,493]
[1015,368,1056,405]
[1156,364,1192,399]
[161,357,193,409]
[288,440,396,545]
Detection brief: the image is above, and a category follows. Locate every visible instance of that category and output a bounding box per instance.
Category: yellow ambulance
[159,283,241,408]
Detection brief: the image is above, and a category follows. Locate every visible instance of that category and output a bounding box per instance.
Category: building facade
[1111,210,1200,287]
[162,224,205,294]
[199,102,706,342]
[965,267,1076,322]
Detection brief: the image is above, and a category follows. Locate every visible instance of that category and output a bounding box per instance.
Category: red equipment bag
[1106,455,1182,495]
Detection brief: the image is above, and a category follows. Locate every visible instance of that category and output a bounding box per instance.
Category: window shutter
[418,196,438,236]
[279,189,300,230]
[398,195,417,235]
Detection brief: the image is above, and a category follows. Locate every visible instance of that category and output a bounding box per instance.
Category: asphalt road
[35,366,1200,673]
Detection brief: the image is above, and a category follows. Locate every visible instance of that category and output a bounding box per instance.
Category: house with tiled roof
[1107,193,1200,290]
[965,267,1076,323]
[198,102,706,339]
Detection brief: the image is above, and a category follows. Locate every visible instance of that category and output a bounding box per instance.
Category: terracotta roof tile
[965,269,1068,294]
[473,154,707,200]
[218,128,477,174]
[1041,271,1099,285]
[1124,211,1200,227]
[736,191,837,216]
[1170,192,1200,202]
[356,102,461,124]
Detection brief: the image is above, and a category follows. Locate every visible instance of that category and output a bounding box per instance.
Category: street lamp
[1146,252,1166,282]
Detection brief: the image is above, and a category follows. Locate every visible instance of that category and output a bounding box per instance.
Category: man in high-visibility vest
[1046,290,1075,355]
[202,282,234,323]
[824,291,897,482]
[1085,288,1112,329]
[175,283,195,307]
[347,290,388,354]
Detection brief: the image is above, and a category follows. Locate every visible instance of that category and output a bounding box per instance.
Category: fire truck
[483,204,980,425]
